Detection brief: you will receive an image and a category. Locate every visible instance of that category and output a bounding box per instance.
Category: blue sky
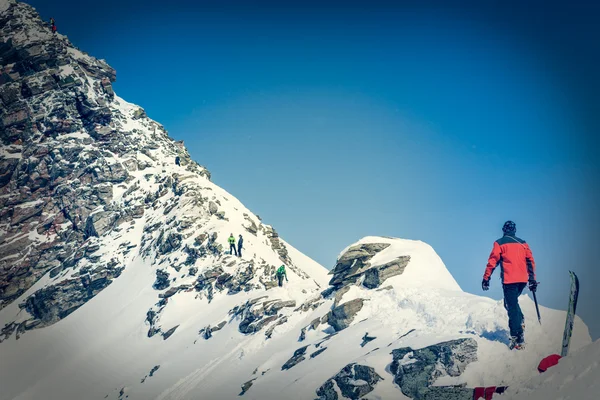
[29,0,599,338]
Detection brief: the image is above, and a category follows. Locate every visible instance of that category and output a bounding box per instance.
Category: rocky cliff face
[0,0,326,340]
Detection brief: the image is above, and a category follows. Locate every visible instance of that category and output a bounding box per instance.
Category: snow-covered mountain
[0,1,593,399]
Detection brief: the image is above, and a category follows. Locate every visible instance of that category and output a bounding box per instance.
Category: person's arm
[483,241,501,281]
[525,243,536,281]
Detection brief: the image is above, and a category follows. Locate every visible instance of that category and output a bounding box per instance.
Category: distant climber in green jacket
[228,234,237,256]
[276,265,288,287]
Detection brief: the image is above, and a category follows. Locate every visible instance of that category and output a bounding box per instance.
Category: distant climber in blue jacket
[237,234,243,258]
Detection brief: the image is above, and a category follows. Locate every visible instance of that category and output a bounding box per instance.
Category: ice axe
[532,283,541,324]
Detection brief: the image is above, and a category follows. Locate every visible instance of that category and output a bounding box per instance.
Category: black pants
[237,246,242,258]
[503,282,526,338]
[277,274,284,287]
[229,244,237,256]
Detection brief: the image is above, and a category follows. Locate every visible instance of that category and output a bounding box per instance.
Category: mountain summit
[0,1,592,399]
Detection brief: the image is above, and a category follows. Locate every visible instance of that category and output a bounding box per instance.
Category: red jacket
[484,235,536,284]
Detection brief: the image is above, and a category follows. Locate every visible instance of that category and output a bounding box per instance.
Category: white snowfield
[0,1,595,399]
[504,339,600,400]
[0,235,592,399]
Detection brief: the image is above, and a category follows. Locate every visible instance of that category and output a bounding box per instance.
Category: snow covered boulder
[327,298,365,332]
[390,338,478,399]
[316,363,383,400]
[329,242,391,287]
[331,237,461,291]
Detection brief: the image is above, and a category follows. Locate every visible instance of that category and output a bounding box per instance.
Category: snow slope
[504,339,600,400]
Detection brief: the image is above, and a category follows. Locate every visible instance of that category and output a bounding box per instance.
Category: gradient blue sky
[28,0,599,338]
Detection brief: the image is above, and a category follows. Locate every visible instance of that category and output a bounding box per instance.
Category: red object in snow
[473,386,508,399]
[538,354,562,372]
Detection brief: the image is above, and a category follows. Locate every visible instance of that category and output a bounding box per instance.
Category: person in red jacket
[482,221,537,350]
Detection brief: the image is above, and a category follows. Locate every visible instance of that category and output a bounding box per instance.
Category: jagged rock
[281,345,309,370]
[328,298,364,332]
[333,286,350,307]
[329,243,390,286]
[264,300,296,315]
[153,270,170,290]
[21,265,124,328]
[162,325,179,340]
[239,378,256,396]
[389,338,478,400]
[316,363,383,400]
[149,365,160,377]
[158,285,190,299]
[263,226,293,265]
[362,256,410,289]
[298,327,306,342]
[146,310,160,338]
[132,108,146,120]
[309,317,321,330]
[360,332,376,347]
[157,231,182,255]
[265,316,287,339]
[243,216,258,235]
[10,201,44,225]
[310,347,327,358]
[208,201,218,215]
[200,321,227,339]
[84,211,117,238]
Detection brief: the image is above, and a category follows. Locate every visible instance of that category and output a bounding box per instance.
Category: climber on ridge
[228,233,237,256]
[481,221,537,350]
[276,265,288,287]
[50,17,57,34]
[237,234,243,258]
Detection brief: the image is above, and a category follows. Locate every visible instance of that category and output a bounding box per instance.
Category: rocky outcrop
[327,298,364,332]
[390,338,478,399]
[153,270,170,290]
[162,325,179,340]
[21,263,124,328]
[316,363,383,400]
[281,345,308,370]
[329,243,389,287]
[0,0,214,318]
[363,256,410,289]
[239,378,257,396]
[329,242,410,290]
[199,321,227,339]
[230,297,296,335]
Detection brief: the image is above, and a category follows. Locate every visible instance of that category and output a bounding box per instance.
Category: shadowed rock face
[328,242,410,290]
[22,262,124,328]
[281,345,309,370]
[390,338,478,400]
[0,1,124,307]
[327,298,364,332]
[316,363,383,400]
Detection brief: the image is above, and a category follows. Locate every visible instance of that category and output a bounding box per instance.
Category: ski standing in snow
[561,271,580,357]
[482,221,538,350]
